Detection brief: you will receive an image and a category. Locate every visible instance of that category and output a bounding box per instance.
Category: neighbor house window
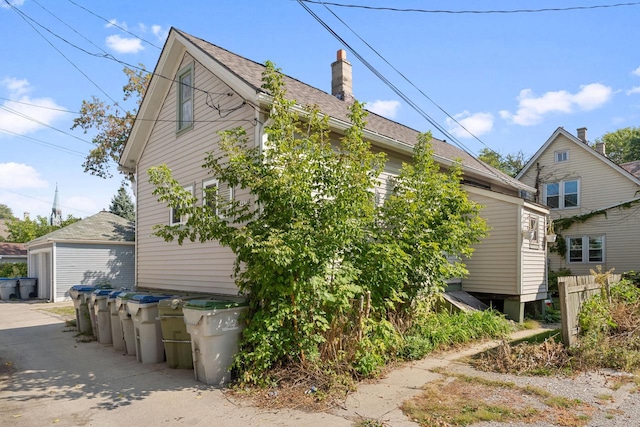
[554,150,569,163]
[567,235,604,263]
[203,178,234,218]
[177,64,194,132]
[170,185,194,225]
[544,179,579,209]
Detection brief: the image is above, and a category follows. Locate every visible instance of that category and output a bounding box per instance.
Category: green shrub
[0,262,27,278]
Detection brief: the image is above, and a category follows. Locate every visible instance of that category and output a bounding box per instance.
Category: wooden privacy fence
[558,274,622,347]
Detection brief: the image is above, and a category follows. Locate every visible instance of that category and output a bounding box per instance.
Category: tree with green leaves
[72,66,151,178]
[478,148,528,177]
[109,185,135,221]
[0,204,15,220]
[148,62,487,383]
[6,215,81,243]
[594,127,640,164]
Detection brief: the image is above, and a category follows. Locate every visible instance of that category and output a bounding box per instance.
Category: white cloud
[627,86,640,95]
[105,34,144,54]
[367,100,401,119]
[0,163,48,190]
[1,0,25,9]
[0,78,67,136]
[66,195,100,214]
[446,111,494,139]
[632,66,640,77]
[500,83,613,126]
[151,25,169,41]
[105,18,128,30]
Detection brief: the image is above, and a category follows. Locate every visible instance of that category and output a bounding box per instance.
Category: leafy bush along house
[517,127,640,276]
[119,28,549,321]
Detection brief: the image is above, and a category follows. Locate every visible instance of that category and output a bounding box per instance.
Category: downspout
[51,242,57,302]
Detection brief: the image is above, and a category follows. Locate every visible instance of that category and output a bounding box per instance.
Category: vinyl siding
[548,204,640,275]
[462,188,519,295]
[136,53,255,295]
[55,243,135,301]
[521,132,640,276]
[520,208,547,300]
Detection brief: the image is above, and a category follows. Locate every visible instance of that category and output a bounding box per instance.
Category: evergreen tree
[109,185,135,221]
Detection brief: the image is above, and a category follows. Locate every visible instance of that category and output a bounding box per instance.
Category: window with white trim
[170,185,194,225]
[177,64,194,132]
[567,235,604,263]
[554,150,569,163]
[203,178,234,218]
[544,179,579,209]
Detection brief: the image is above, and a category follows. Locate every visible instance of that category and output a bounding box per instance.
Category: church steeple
[50,184,62,226]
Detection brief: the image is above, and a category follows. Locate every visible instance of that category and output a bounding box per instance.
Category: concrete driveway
[0,301,350,427]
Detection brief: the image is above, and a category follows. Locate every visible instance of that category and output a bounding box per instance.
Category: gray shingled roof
[177,29,524,190]
[0,243,26,256]
[28,211,134,245]
[621,160,640,178]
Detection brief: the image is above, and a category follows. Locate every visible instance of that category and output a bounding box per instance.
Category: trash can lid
[184,299,248,310]
[0,278,17,281]
[116,291,139,300]
[92,288,113,296]
[70,285,96,292]
[108,290,128,298]
[131,294,172,303]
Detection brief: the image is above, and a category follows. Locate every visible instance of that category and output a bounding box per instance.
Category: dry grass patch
[38,306,75,320]
[401,374,594,427]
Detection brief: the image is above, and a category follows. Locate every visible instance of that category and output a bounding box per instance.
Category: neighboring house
[119,28,549,321]
[0,243,27,264]
[25,211,135,302]
[517,127,640,276]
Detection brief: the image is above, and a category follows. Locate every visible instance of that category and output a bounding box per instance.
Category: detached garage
[26,211,135,302]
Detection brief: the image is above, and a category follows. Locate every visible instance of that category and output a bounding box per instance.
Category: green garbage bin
[183,299,249,385]
[158,296,201,369]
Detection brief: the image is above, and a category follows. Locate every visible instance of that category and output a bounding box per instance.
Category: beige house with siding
[119,28,549,321]
[517,127,640,276]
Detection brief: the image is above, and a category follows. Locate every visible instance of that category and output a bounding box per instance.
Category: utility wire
[0,104,93,146]
[322,3,497,154]
[0,187,96,216]
[0,128,87,157]
[297,1,517,188]
[4,0,125,113]
[66,0,163,50]
[299,0,640,14]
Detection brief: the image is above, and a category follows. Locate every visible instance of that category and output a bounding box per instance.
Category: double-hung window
[567,235,604,263]
[554,150,569,163]
[203,178,234,218]
[544,179,579,209]
[170,185,194,225]
[177,64,194,132]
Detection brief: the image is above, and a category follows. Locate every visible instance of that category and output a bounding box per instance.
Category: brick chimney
[595,141,606,156]
[577,127,588,143]
[331,49,353,102]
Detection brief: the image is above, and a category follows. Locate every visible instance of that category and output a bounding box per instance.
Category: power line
[0,187,96,216]
[4,0,125,113]
[0,104,93,146]
[299,0,640,14]
[0,128,86,157]
[321,3,497,154]
[297,1,517,188]
[66,0,163,50]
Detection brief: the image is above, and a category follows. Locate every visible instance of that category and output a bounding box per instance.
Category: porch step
[443,290,489,312]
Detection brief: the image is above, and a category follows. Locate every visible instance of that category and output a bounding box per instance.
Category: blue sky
[2,0,640,220]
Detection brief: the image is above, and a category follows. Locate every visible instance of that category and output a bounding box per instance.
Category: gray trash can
[108,290,128,352]
[0,278,17,300]
[128,294,172,364]
[91,289,115,344]
[116,291,141,356]
[16,278,36,299]
[69,285,97,335]
[183,299,248,385]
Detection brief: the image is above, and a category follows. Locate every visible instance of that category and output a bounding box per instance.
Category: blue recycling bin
[91,289,116,344]
[128,294,173,364]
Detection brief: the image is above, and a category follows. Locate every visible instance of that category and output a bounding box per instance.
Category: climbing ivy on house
[550,199,640,258]
[148,62,487,384]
